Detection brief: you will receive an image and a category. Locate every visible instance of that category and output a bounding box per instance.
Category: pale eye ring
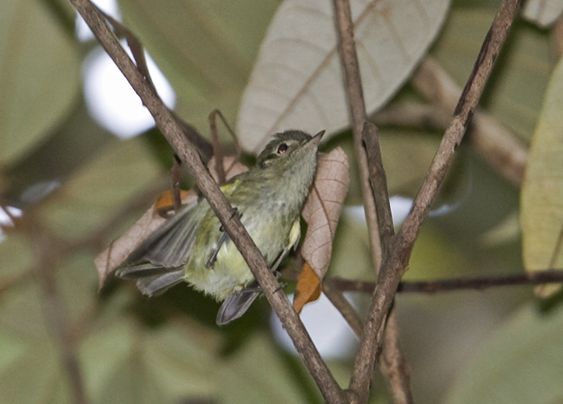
[276,143,288,154]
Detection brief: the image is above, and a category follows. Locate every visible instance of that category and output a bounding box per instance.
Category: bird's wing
[116,197,201,277]
[216,285,261,325]
[116,177,244,294]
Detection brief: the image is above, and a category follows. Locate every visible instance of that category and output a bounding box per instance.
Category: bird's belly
[185,214,291,301]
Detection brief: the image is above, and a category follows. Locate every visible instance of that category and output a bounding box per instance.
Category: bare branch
[323,281,363,338]
[328,269,563,294]
[332,0,411,402]
[349,2,522,400]
[69,1,344,401]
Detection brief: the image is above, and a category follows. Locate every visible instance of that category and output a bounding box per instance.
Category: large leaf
[118,0,279,136]
[37,138,163,240]
[445,303,563,404]
[81,317,219,404]
[217,333,316,404]
[237,0,450,153]
[0,0,79,164]
[0,252,97,404]
[521,55,563,296]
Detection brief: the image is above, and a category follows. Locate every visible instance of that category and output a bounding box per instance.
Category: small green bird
[117,130,324,325]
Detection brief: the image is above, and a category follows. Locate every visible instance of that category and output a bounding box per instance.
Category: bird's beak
[310,130,325,145]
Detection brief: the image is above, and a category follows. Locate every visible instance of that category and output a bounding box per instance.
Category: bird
[116,129,324,325]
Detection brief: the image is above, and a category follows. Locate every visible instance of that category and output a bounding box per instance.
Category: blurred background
[1,0,563,403]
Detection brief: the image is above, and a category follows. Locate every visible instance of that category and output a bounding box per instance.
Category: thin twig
[413,57,527,186]
[349,2,522,400]
[323,281,363,337]
[362,122,394,258]
[332,0,412,402]
[328,269,563,293]
[69,1,345,402]
[208,110,226,185]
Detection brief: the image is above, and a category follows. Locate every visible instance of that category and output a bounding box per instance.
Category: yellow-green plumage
[117,130,323,324]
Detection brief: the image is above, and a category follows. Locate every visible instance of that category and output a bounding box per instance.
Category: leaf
[293,262,321,314]
[0,253,98,404]
[301,148,350,281]
[521,55,563,297]
[523,0,563,27]
[154,189,194,216]
[445,303,563,404]
[0,0,80,164]
[38,138,162,240]
[217,333,315,403]
[118,0,279,137]
[236,0,451,153]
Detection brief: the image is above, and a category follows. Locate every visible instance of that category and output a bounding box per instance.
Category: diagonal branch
[332,0,412,403]
[349,0,523,401]
[69,1,345,402]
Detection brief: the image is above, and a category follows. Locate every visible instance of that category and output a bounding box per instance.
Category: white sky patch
[344,195,414,228]
[75,0,121,42]
[271,293,357,359]
[0,207,23,243]
[82,44,176,139]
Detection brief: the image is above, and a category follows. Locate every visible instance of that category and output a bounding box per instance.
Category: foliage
[1,0,563,403]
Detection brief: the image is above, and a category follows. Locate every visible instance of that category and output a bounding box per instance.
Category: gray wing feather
[216,287,261,325]
[116,201,201,297]
[135,269,185,297]
[122,202,200,270]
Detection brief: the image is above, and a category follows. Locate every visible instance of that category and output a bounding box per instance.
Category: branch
[69,1,344,402]
[349,1,522,400]
[332,1,412,403]
[328,269,563,293]
[413,57,527,186]
[323,281,363,337]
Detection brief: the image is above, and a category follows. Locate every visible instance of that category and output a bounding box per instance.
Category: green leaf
[118,0,279,137]
[445,303,563,404]
[0,0,80,164]
[0,233,33,283]
[217,333,317,404]
[38,138,163,240]
[521,55,563,296]
[80,312,220,404]
[0,252,98,403]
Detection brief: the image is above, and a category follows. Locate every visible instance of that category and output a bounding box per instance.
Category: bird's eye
[276,143,288,154]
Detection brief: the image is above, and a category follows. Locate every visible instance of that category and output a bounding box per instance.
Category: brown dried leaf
[154,189,193,217]
[293,262,321,314]
[300,147,350,282]
[94,190,197,288]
